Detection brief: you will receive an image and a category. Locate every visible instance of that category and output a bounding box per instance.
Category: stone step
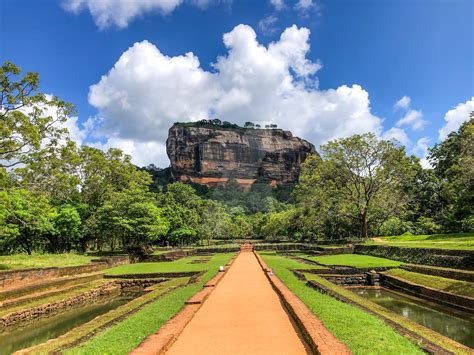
[0,281,95,310]
[0,272,104,302]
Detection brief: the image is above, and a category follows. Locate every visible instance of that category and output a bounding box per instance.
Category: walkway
[166,251,309,355]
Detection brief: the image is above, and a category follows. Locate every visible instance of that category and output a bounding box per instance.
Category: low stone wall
[401,264,474,282]
[0,255,130,290]
[354,245,474,270]
[382,273,474,312]
[0,282,121,329]
[319,274,368,286]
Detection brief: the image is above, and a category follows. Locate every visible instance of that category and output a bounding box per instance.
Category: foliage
[0,61,75,169]
[295,134,418,239]
[428,116,474,231]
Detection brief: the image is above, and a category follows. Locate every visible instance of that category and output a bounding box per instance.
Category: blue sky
[1,0,473,167]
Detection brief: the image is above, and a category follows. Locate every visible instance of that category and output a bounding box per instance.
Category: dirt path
[372,237,387,243]
[166,252,309,355]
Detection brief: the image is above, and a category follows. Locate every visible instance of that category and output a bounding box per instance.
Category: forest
[1,61,473,254]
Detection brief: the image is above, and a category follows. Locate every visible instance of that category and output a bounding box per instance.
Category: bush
[378,217,414,236]
[416,216,441,235]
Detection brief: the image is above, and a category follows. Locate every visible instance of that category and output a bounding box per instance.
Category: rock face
[166,123,315,188]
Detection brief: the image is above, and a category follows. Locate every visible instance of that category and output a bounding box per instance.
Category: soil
[166,251,309,355]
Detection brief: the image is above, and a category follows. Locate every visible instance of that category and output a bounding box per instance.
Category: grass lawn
[306,254,402,268]
[369,233,474,250]
[386,269,474,298]
[105,255,222,275]
[0,253,97,270]
[67,253,235,355]
[261,253,423,354]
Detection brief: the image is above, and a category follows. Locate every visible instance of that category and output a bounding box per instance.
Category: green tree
[295,134,415,239]
[0,61,75,168]
[0,189,55,254]
[429,116,474,231]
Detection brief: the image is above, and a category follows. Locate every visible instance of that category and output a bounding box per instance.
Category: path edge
[131,253,238,355]
[254,251,351,355]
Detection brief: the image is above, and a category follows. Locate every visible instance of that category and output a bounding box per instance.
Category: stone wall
[354,245,474,270]
[382,273,474,312]
[0,282,121,329]
[319,274,369,286]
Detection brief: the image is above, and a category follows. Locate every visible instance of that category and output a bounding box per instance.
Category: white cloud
[396,109,426,131]
[295,0,314,11]
[270,0,285,11]
[258,15,279,35]
[413,137,431,168]
[438,97,474,140]
[86,24,383,167]
[394,95,411,110]
[382,127,410,146]
[63,0,218,29]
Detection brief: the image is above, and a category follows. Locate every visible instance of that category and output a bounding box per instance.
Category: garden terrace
[260,251,473,353]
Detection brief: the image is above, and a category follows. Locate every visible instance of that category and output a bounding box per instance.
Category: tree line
[1,61,472,254]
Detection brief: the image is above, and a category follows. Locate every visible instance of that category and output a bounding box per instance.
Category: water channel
[352,287,474,348]
[0,294,136,354]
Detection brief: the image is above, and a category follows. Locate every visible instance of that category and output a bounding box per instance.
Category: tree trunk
[360,211,368,239]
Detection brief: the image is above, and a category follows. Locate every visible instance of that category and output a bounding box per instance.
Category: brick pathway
[166,251,309,354]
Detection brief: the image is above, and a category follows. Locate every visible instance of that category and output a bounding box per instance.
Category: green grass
[386,269,474,298]
[369,233,474,250]
[67,253,234,355]
[305,254,402,268]
[0,253,97,270]
[105,255,223,275]
[261,253,423,354]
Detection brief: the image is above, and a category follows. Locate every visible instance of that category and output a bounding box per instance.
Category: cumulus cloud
[85,24,383,167]
[396,109,426,131]
[382,127,410,146]
[393,96,426,131]
[438,97,474,140]
[63,0,218,29]
[394,95,411,110]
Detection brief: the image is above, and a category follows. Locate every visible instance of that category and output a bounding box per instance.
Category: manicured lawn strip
[369,233,474,250]
[67,253,234,355]
[261,253,424,355]
[306,254,403,268]
[105,256,214,275]
[0,253,97,270]
[385,269,474,297]
[0,280,109,317]
[25,278,189,354]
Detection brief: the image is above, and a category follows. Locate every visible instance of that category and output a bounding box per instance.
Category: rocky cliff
[166,123,315,188]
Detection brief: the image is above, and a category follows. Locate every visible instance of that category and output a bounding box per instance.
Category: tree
[0,61,75,168]
[198,199,232,245]
[0,189,55,254]
[244,121,255,129]
[428,116,474,231]
[295,134,415,239]
[211,119,222,126]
